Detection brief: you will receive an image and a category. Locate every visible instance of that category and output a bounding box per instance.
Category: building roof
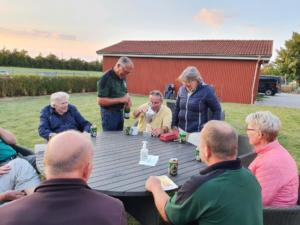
[96,40,273,61]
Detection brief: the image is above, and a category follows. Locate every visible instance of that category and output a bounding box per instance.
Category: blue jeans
[101,108,124,131]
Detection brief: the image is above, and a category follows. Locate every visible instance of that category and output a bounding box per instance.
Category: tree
[261,63,281,75]
[275,32,300,84]
[0,48,101,71]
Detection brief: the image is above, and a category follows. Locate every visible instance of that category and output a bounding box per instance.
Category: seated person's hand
[145,176,162,192]
[151,128,164,137]
[0,164,11,176]
[172,127,179,132]
[3,190,26,201]
[139,105,148,114]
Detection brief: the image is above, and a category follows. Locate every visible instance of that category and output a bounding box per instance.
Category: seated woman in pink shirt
[246,111,298,207]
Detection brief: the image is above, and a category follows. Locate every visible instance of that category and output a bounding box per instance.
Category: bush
[281,81,299,93]
[294,87,300,94]
[281,85,293,93]
[0,75,99,97]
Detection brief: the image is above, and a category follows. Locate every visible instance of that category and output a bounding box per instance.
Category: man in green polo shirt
[97,56,134,131]
[146,120,263,225]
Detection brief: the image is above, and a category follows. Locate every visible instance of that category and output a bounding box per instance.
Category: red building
[97,40,273,104]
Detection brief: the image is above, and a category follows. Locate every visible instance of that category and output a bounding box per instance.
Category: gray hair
[245,111,281,142]
[149,90,163,101]
[201,120,238,158]
[178,66,203,83]
[117,56,134,68]
[50,92,69,107]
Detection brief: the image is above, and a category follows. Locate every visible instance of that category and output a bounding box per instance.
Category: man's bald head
[44,131,94,180]
[200,120,238,159]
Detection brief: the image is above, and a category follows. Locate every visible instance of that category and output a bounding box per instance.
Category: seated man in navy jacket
[38,91,92,140]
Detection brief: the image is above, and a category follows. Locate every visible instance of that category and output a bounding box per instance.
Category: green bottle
[124,106,130,119]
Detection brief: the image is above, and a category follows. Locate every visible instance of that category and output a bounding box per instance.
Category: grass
[1,93,299,225]
[0,66,102,77]
[0,93,300,170]
[1,92,299,170]
[255,93,267,101]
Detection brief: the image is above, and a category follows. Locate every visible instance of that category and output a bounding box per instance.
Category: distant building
[96,40,273,104]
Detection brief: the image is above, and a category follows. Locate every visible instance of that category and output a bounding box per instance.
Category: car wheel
[265,89,273,96]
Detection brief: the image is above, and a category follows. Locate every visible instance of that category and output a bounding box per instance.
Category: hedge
[0,75,99,97]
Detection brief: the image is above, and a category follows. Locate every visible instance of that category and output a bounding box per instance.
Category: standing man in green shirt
[146,120,263,225]
[97,56,134,131]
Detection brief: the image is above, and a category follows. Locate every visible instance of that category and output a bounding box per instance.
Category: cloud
[194,8,227,29]
[0,27,102,61]
[0,27,77,41]
[243,24,259,34]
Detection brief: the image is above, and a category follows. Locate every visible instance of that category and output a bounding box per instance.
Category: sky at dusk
[0,0,299,61]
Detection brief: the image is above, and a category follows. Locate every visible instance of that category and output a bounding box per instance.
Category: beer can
[179,131,187,144]
[194,147,201,161]
[168,158,179,176]
[90,125,97,137]
[124,126,131,135]
[48,133,56,140]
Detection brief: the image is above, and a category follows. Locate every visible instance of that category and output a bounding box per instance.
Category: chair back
[166,101,176,114]
[10,144,34,156]
[237,135,256,167]
[263,205,300,225]
[263,175,300,225]
[237,135,253,156]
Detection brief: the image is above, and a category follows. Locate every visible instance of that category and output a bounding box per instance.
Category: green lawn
[0,66,102,77]
[1,93,299,225]
[1,92,299,170]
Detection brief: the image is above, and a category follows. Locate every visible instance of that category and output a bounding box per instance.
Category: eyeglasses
[150,91,162,97]
[246,128,259,132]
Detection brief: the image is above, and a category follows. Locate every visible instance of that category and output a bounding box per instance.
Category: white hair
[117,56,134,68]
[149,90,163,101]
[178,66,203,83]
[245,111,281,142]
[50,92,69,107]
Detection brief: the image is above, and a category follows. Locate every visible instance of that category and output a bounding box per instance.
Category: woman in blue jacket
[172,66,221,133]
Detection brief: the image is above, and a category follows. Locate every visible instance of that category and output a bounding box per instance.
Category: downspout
[251,56,261,104]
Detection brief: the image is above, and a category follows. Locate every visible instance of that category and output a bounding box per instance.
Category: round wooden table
[36,131,205,225]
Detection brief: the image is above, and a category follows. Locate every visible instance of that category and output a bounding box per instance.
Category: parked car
[258,75,282,96]
[0,70,10,75]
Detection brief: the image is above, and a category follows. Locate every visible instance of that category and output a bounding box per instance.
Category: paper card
[139,155,159,166]
[158,175,178,191]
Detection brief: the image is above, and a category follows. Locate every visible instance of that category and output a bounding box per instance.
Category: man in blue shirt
[38,92,92,140]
